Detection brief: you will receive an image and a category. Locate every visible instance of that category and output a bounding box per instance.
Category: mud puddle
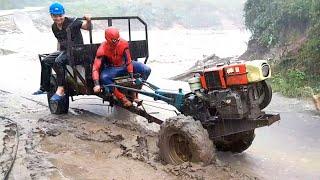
[37,108,253,179]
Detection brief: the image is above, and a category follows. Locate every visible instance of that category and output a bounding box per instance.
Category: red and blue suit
[92,29,151,100]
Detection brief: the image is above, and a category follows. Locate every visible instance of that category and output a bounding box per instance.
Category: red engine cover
[200,66,227,90]
[198,63,249,90]
[223,64,248,86]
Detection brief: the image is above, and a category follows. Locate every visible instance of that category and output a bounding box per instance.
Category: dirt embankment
[239,35,308,61]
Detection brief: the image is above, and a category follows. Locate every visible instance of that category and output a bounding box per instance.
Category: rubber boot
[120,96,133,107]
[114,88,132,107]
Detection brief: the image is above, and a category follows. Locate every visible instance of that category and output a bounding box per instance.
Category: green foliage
[298,1,320,75]
[299,39,320,74]
[244,0,320,97]
[244,0,312,47]
[270,58,320,97]
[271,70,316,97]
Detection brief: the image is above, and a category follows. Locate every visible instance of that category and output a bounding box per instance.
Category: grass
[270,64,320,98]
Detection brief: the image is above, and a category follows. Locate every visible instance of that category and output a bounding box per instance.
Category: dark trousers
[40,51,68,91]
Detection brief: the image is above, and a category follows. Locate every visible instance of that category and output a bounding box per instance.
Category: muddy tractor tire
[214,130,255,153]
[47,75,69,114]
[158,115,215,165]
[257,80,272,110]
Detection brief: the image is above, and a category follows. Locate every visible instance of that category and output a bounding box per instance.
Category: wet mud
[0,91,253,179]
[0,117,18,179]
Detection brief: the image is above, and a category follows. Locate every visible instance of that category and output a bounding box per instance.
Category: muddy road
[0,11,320,179]
[0,90,253,179]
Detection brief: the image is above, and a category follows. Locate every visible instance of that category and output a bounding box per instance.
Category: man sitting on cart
[92,27,151,107]
[33,2,91,103]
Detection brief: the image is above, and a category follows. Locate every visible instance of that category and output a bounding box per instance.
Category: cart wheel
[158,115,215,165]
[214,130,255,153]
[47,75,69,114]
[257,80,272,110]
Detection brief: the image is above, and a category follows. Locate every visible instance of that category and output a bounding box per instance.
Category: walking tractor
[39,17,280,165]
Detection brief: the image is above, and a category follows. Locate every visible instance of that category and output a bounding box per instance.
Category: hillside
[241,0,320,97]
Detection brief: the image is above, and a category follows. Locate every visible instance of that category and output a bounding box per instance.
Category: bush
[271,69,319,97]
[245,0,320,98]
[244,0,312,47]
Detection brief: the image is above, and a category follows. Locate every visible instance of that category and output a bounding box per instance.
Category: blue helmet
[49,2,65,15]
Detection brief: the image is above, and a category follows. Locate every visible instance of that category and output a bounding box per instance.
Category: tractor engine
[187,60,271,120]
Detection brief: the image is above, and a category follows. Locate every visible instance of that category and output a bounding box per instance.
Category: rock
[45,129,61,137]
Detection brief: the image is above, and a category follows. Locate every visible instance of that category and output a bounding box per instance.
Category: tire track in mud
[36,109,254,179]
[0,117,19,180]
[0,89,57,179]
[0,90,18,179]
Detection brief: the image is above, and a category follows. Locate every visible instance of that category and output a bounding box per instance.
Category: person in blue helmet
[33,2,91,102]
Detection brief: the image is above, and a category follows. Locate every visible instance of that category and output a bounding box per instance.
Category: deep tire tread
[158,115,215,165]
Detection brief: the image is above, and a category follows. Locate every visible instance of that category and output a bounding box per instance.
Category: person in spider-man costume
[92,27,151,107]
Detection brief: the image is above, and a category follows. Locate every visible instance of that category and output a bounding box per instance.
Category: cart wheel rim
[168,133,192,163]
